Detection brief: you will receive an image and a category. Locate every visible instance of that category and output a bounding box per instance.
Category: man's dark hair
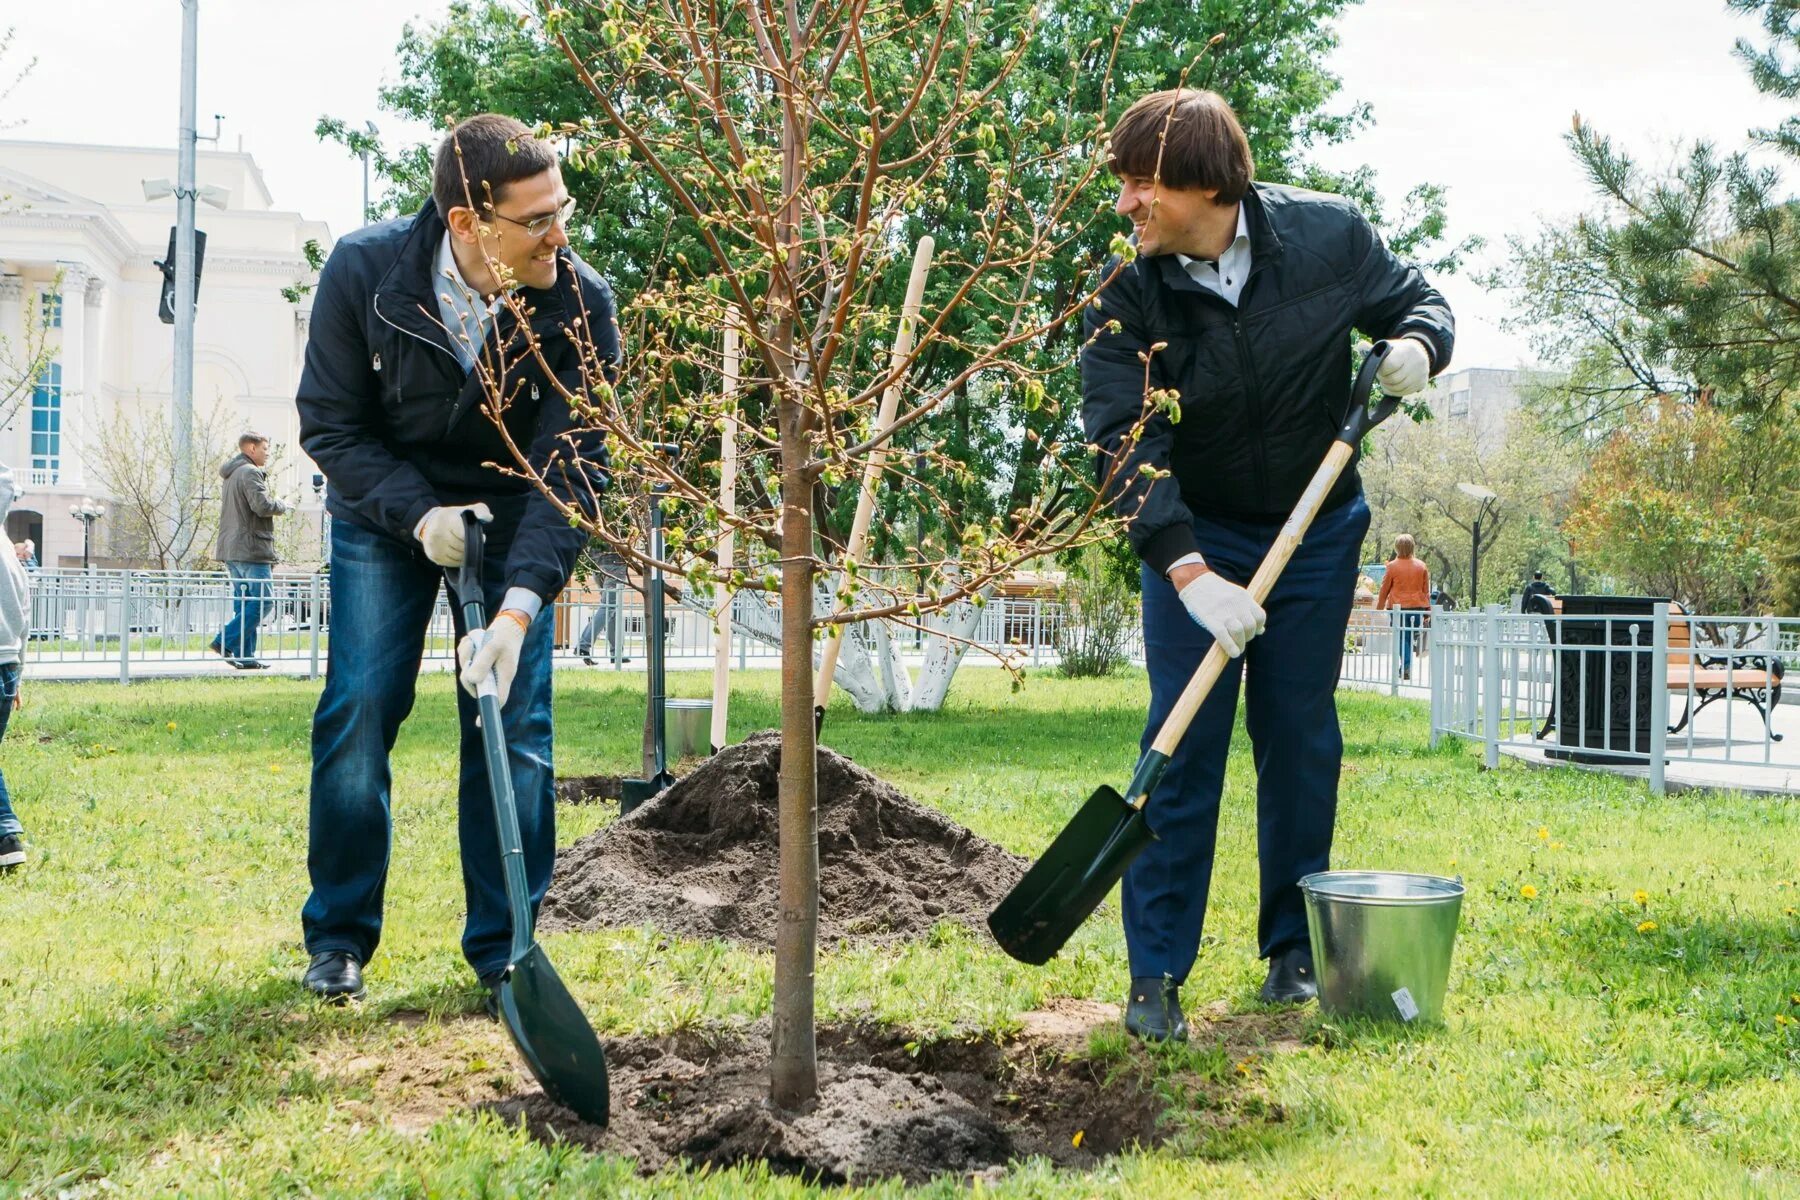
[432,114,558,219]
[1107,88,1254,205]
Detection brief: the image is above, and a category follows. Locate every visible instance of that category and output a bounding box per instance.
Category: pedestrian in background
[210,432,290,670]
[576,548,630,666]
[0,466,34,869]
[1376,533,1431,680]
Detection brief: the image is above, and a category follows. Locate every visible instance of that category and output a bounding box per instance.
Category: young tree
[438,0,1167,1109]
[326,0,1476,712]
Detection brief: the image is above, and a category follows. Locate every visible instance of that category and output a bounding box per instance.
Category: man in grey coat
[210,432,290,669]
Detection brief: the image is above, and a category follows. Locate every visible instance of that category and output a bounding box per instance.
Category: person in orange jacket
[1376,534,1431,679]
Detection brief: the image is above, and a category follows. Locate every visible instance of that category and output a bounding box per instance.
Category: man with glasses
[296,113,619,1007]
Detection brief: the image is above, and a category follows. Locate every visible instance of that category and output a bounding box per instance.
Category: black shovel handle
[1339,340,1400,443]
[446,510,535,965]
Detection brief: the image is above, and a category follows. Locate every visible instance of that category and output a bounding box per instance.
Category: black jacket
[297,199,619,602]
[1081,182,1454,575]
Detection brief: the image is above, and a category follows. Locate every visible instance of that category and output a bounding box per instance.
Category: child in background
[0,465,32,868]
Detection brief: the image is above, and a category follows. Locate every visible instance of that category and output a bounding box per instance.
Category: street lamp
[69,499,105,571]
[360,120,380,224]
[311,472,328,558]
[1455,482,1498,608]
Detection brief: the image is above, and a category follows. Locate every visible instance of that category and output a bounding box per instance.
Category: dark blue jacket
[1081,182,1454,575]
[297,199,619,602]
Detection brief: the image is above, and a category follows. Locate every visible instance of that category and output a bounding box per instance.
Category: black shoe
[302,951,365,1002]
[581,655,598,666]
[478,971,506,1021]
[228,658,270,670]
[207,639,224,658]
[1124,975,1188,1043]
[0,833,25,868]
[1260,946,1318,1005]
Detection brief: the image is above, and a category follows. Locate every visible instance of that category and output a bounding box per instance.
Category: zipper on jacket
[1231,318,1270,510]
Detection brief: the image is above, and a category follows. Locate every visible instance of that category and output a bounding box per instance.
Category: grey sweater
[0,465,32,665]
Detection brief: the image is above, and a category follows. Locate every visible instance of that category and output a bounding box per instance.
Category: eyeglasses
[487,195,577,239]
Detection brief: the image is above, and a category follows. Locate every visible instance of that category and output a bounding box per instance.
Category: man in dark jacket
[295,113,617,1005]
[1081,89,1453,1040]
[210,432,289,669]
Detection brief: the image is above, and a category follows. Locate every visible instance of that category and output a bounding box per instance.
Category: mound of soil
[540,731,1028,947]
[485,1012,1251,1185]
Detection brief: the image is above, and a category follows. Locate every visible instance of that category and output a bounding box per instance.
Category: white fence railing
[1413,604,1794,793]
[17,568,1079,682]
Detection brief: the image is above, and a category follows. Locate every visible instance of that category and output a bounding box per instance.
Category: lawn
[0,668,1795,1197]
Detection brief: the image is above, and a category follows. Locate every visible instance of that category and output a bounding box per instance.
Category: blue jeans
[217,561,273,659]
[0,662,19,837]
[1124,493,1369,983]
[300,516,556,981]
[1397,608,1425,675]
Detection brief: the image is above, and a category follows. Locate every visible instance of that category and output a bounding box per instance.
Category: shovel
[622,480,677,814]
[449,511,610,1125]
[988,342,1402,966]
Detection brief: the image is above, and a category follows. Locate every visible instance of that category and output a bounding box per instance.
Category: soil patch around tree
[322,1002,1298,1185]
[540,731,1029,947]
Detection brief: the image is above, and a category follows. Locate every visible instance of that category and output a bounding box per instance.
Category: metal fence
[17,568,1079,682]
[1418,604,1795,793]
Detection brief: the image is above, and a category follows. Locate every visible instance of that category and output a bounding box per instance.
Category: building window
[31,361,60,484]
[1448,389,1471,419]
[40,290,62,329]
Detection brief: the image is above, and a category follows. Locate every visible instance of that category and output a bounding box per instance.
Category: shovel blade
[497,942,610,1126]
[619,771,676,816]
[987,785,1156,966]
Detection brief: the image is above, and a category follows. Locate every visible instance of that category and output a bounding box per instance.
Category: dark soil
[480,1012,1274,1185]
[556,774,625,805]
[540,731,1029,947]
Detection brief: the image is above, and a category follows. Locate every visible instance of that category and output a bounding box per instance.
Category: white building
[0,138,328,567]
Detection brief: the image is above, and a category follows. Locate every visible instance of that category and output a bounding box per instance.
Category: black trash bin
[1545,595,1666,765]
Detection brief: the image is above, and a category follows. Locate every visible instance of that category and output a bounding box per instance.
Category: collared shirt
[433,233,498,373]
[1175,202,1251,308]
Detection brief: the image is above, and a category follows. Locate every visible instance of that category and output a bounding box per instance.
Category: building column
[53,262,91,487]
[0,274,28,474]
[75,275,106,490]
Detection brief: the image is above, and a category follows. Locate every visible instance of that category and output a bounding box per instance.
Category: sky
[3,0,1790,369]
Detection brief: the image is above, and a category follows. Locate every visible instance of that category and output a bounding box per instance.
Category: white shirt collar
[434,233,498,366]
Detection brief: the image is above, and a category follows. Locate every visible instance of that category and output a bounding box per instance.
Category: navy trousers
[1123,493,1369,983]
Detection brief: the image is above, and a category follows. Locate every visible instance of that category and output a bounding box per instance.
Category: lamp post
[70,499,105,571]
[360,120,379,224]
[311,473,328,559]
[1455,482,1498,608]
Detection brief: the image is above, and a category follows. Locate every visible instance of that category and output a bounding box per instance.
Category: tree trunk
[770,398,819,1109]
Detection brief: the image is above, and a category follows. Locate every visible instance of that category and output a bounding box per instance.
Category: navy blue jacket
[297,199,619,602]
[1081,182,1454,575]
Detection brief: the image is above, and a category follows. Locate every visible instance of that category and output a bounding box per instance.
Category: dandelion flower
[1537,827,1550,841]
[1633,889,1650,908]
[166,721,178,732]
[1550,841,1565,850]
[1520,884,1539,900]
[1778,1013,1794,1028]
[269,764,282,774]
[1636,920,1657,934]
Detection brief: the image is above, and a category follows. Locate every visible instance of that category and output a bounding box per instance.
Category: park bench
[1527,596,1785,742]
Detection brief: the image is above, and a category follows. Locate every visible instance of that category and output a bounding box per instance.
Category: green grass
[0,668,1795,1197]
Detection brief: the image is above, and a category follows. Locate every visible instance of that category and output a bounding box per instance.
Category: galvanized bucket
[665,698,714,758]
[1299,871,1464,1025]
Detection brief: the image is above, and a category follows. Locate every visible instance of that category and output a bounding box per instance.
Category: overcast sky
[5,0,1789,368]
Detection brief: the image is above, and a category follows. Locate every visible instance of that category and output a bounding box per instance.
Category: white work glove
[414,503,493,567]
[1375,337,1432,396]
[1177,571,1266,658]
[457,611,528,707]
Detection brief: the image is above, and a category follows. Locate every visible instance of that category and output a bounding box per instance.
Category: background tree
[1492,0,1800,606]
[83,396,235,570]
[1360,404,1584,605]
[1563,397,1795,616]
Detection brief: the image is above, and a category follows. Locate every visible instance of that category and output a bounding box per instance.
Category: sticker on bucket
[1391,987,1420,1022]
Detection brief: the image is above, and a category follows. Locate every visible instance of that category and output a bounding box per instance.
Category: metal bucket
[665,698,713,758]
[1300,871,1464,1025]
